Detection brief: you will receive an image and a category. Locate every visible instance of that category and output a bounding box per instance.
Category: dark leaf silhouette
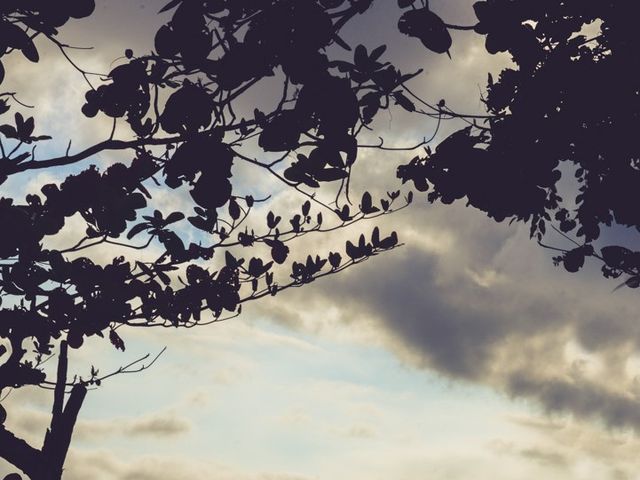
[398,7,452,54]
[563,248,586,273]
[109,329,126,352]
[395,0,640,293]
[8,0,625,478]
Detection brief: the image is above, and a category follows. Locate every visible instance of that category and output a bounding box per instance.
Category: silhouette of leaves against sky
[0,1,418,477]
[0,0,637,479]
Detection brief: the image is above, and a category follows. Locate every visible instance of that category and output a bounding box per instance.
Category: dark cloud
[124,413,190,437]
[256,207,640,434]
[333,248,503,379]
[1,401,190,446]
[519,447,569,468]
[575,314,640,352]
[506,373,640,432]
[306,243,564,380]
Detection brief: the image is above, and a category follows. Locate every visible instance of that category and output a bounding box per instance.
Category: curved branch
[444,23,478,31]
[11,135,182,174]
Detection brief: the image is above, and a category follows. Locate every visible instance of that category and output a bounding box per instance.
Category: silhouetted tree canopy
[0,1,416,478]
[397,1,640,285]
[0,0,634,479]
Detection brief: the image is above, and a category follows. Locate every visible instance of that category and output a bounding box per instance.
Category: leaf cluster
[398,0,640,282]
[0,0,425,395]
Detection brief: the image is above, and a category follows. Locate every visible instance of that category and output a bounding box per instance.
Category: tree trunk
[0,426,41,479]
[0,341,87,480]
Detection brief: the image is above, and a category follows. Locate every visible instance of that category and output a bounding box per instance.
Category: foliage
[0,0,449,478]
[398,1,640,288]
[0,0,632,478]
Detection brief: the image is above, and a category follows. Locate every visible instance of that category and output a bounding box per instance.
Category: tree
[397,1,640,289]
[0,1,438,478]
[2,0,629,478]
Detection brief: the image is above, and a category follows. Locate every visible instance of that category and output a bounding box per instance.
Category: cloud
[250,195,640,437]
[332,424,376,440]
[489,440,570,469]
[59,449,315,480]
[2,400,190,446]
[118,412,190,437]
[499,413,640,480]
[519,446,570,468]
[505,372,640,432]
[2,2,637,479]
[71,410,191,441]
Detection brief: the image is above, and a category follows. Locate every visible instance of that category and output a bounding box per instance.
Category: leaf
[360,191,380,214]
[406,191,414,204]
[14,112,24,128]
[127,222,150,240]
[372,226,380,247]
[188,215,212,233]
[393,92,415,112]
[15,113,35,141]
[626,276,640,289]
[2,22,39,62]
[398,7,452,54]
[331,60,354,73]
[563,248,585,273]
[109,329,126,351]
[248,257,265,277]
[329,252,342,269]
[354,44,368,68]
[0,124,17,139]
[346,240,361,260]
[370,45,387,61]
[159,0,182,13]
[258,110,302,152]
[136,261,154,278]
[267,211,281,229]
[332,33,352,51]
[336,205,351,221]
[314,168,348,182]
[601,246,632,268]
[228,198,241,220]
[267,239,289,264]
[302,200,311,217]
[358,233,366,249]
[2,23,29,49]
[225,251,238,268]
[164,211,185,226]
[379,231,399,249]
[21,37,39,63]
[290,214,302,233]
[157,270,171,285]
[68,0,96,18]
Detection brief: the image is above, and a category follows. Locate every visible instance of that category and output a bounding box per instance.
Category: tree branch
[9,135,182,174]
[51,341,68,420]
[42,383,87,480]
[0,426,41,479]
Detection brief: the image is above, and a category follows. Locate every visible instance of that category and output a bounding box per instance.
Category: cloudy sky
[2,1,639,479]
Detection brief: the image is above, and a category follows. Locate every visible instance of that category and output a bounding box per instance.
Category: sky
[2,1,640,479]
